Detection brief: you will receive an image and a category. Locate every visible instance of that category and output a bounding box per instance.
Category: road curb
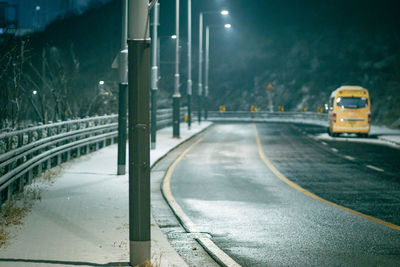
[160,125,242,267]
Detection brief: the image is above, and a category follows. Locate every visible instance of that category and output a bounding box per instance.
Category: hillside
[1,0,399,128]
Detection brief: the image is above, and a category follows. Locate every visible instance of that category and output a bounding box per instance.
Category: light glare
[171,35,177,39]
[221,10,229,15]
[33,90,37,95]
[224,24,232,29]
[99,81,105,85]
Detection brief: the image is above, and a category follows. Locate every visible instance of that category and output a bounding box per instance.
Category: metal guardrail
[206,111,328,127]
[0,108,187,206]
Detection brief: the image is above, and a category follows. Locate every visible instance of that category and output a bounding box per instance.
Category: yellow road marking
[253,124,400,231]
[162,126,242,267]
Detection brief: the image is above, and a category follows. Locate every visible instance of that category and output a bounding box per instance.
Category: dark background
[1,0,399,128]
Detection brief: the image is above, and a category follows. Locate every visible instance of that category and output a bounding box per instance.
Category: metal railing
[0,108,187,206]
[206,111,328,127]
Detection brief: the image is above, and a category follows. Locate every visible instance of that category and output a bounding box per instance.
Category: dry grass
[38,165,64,183]
[0,196,32,248]
[134,260,154,267]
[0,228,9,247]
[0,167,56,248]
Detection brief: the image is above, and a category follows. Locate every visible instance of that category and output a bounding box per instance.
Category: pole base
[172,96,180,138]
[117,165,126,175]
[151,142,156,150]
[130,240,151,266]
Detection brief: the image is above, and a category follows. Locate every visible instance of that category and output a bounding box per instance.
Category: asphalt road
[169,123,400,266]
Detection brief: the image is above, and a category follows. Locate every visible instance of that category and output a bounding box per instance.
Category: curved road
[168,123,400,266]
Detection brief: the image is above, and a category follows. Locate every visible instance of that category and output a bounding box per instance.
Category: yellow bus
[328,86,371,137]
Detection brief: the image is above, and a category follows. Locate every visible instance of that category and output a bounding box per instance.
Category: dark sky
[157,0,400,68]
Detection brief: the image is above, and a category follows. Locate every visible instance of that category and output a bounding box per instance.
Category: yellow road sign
[251,105,257,113]
[267,83,273,91]
[219,105,226,113]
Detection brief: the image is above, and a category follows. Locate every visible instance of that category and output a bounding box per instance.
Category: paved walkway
[0,122,211,267]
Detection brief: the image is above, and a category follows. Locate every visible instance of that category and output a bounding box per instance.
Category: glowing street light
[220,10,229,15]
[171,34,177,39]
[32,90,37,95]
[197,9,230,123]
[224,23,232,28]
[99,80,105,85]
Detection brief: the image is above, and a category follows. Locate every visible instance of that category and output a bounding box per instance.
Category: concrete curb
[159,125,242,267]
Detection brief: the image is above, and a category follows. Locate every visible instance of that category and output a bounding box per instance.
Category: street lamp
[198,10,229,123]
[220,10,229,15]
[187,0,192,129]
[204,23,232,120]
[172,0,180,138]
[151,2,160,150]
[117,0,128,175]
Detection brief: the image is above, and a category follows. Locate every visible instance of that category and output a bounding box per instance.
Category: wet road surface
[169,123,400,266]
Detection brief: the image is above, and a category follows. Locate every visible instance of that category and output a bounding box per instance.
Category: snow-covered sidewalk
[0,122,211,267]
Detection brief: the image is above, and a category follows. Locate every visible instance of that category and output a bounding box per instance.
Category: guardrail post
[18,133,23,148]
[38,128,43,139]
[66,150,71,161]
[6,136,10,152]
[18,176,24,193]
[28,130,33,143]
[57,154,62,166]
[37,162,42,176]
[57,121,61,134]
[77,146,81,157]
[28,169,33,184]
[47,158,51,170]
[7,185,12,201]
[86,144,90,154]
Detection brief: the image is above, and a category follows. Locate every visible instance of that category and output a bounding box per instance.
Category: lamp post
[172,0,180,138]
[198,10,229,123]
[187,0,192,129]
[151,2,160,150]
[204,23,232,120]
[127,0,156,265]
[117,0,128,175]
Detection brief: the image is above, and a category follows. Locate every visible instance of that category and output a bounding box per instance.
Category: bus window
[336,97,368,109]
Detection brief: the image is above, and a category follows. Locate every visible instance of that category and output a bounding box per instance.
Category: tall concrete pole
[151,2,159,149]
[127,0,153,265]
[204,25,209,120]
[197,12,203,124]
[117,0,128,175]
[172,0,180,138]
[187,0,192,129]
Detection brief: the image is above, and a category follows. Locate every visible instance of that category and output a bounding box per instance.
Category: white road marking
[366,165,384,172]
[331,148,338,152]
[344,155,355,161]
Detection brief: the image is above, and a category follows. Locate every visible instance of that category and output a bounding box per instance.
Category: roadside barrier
[0,108,187,207]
